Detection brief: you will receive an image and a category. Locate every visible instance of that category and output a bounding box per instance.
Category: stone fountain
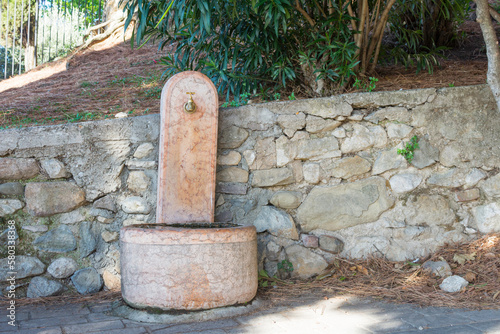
[120,72,258,310]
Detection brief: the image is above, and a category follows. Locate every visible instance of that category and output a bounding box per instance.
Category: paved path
[2,296,500,333]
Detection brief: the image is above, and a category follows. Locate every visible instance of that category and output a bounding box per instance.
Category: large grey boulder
[71,268,104,295]
[25,182,85,217]
[297,177,394,232]
[27,276,64,298]
[33,225,77,253]
[0,256,45,281]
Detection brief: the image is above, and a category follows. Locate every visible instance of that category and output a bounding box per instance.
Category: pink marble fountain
[120,72,257,310]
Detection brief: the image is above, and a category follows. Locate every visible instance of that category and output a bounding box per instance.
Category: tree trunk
[476,0,500,111]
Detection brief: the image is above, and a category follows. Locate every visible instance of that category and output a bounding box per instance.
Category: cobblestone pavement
[2,296,500,334]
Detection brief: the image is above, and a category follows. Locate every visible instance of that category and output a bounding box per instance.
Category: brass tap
[184,92,197,114]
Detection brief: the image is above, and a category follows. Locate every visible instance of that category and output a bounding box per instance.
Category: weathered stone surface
[319,235,344,253]
[47,257,78,278]
[332,127,346,138]
[440,275,468,293]
[71,268,103,295]
[58,209,86,225]
[242,150,256,167]
[372,148,407,175]
[326,156,371,179]
[275,96,352,119]
[253,206,298,240]
[480,173,500,198]
[89,207,114,219]
[389,173,422,193]
[301,234,319,248]
[103,270,121,291]
[217,151,241,166]
[285,244,328,279]
[33,225,77,253]
[216,183,248,195]
[411,138,439,169]
[217,167,249,183]
[278,112,306,136]
[297,177,394,232]
[252,168,294,187]
[455,189,480,202]
[472,203,500,233]
[342,124,387,154]
[221,106,276,131]
[121,197,151,214]
[303,163,320,184]
[133,142,154,159]
[249,137,276,170]
[40,159,71,179]
[422,260,452,277]
[79,222,97,258]
[465,168,486,189]
[296,137,341,161]
[305,115,341,134]
[0,199,24,217]
[27,276,64,298]
[93,195,117,212]
[25,182,85,217]
[0,182,24,196]
[365,107,411,124]
[125,160,157,170]
[427,168,466,188]
[218,125,249,149]
[270,191,302,209]
[22,225,48,233]
[0,256,45,281]
[102,230,119,243]
[0,158,39,180]
[406,195,455,227]
[127,171,151,193]
[386,123,413,138]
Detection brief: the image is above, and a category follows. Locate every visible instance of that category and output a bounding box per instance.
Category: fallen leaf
[349,266,357,271]
[464,272,476,282]
[453,252,476,265]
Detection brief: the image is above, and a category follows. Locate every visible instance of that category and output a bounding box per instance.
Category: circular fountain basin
[120,224,258,310]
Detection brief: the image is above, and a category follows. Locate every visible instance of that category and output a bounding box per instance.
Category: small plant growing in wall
[397,135,419,163]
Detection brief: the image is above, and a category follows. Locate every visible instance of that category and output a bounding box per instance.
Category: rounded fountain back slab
[120,71,258,311]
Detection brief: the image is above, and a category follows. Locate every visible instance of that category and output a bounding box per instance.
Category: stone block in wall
[25,182,85,217]
[480,173,500,198]
[221,106,276,131]
[93,195,117,212]
[283,96,352,119]
[121,197,151,214]
[102,270,121,291]
[79,222,97,258]
[102,230,119,243]
[27,277,64,298]
[297,176,394,232]
[323,156,371,179]
[427,168,466,188]
[472,203,500,233]
[345,88,436,109]
[341,124,387,153]
[58,209,87,225]
[303,163,320,184]
[218,125,249,149]
[405,194,455,227]
[252,168,294,187]
[248,138,276,170]
[285,244,328,279]
[0,158,39,180]
[386,123,413,139]
[465,168,486,189]
[0,256,45,281]
[0,199,24,217]
[301,234,319,248]
[125,160,157,170]
[319,235,344,254]
[47,257,78,279]
[0,182,25,196]
[372,147,407,175]
[217,151,241,166]
[33,225,77,253]
[71,268,103,295]
[411,137,439,169]
[127,171,151,193]
[365,107,411,124]
[217,167,249,183]
[277,112,306,137]
[40,158,71,179]
[253,206,298,240]
[270,191,302,209]
[305,115,341,134]
[389,173,423,194]
[216,182,248,195]
[133,142,154,159]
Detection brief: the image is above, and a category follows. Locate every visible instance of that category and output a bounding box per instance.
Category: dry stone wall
[1,84,500,297]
